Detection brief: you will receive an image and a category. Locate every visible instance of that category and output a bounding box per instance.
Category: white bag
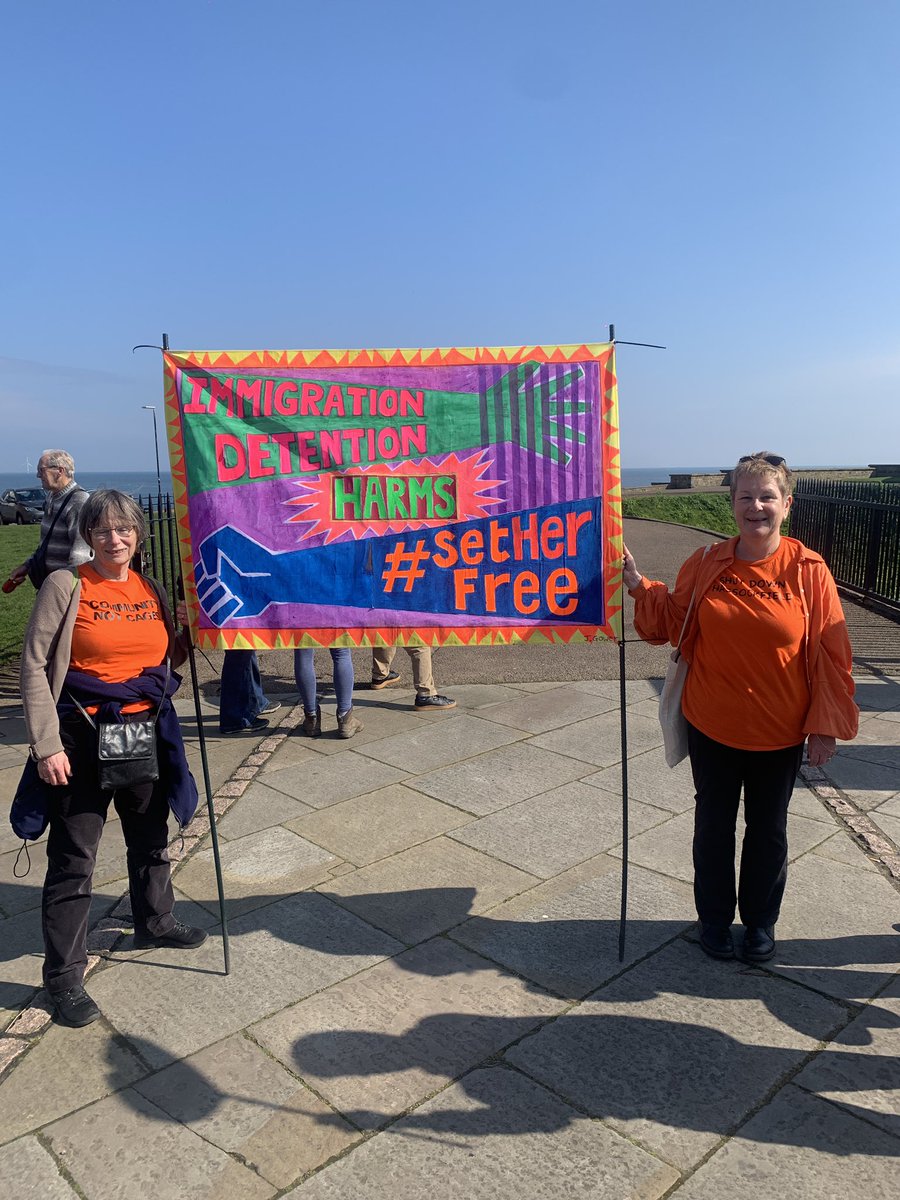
[659,649,690,767]
[658,546,709,768]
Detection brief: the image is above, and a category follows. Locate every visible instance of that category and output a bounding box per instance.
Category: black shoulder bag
[27,488,76,589]
[68,659,170,791]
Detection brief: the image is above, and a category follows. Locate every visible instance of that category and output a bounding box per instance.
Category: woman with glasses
[622,453,858,964]
[16,490,206,1027]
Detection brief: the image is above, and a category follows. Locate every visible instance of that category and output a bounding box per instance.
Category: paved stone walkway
[1,524,898,1198]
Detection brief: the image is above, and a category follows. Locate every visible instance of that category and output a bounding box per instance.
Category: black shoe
[258,699,281,715]
[50,986,101,1027]
[133,921,209,950]
[415,693,457,710]
[699,924,735,960]
[742,925,776,962]
[370,670,401,690]
[220,717,269,736]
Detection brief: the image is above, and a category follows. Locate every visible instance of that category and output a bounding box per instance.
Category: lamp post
[142,405,163,500]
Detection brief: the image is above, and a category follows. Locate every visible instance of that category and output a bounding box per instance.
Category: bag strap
[66,657,171,731]
[675,545,711,652]
[35,488,76,558]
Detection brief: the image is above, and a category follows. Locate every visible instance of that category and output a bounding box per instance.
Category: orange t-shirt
[682,541,810,751]
[70,566,168,712]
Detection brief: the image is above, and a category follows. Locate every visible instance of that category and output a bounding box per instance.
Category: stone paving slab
[261,750,407,809]
[355,714,524,773]
[573,678,663,704]
[608,808,835,884]
[286,784,471,866]
[820,753,900,811]
[134,1032,360,1189]
[173,825,339,918]
[447,781,668,878]
[674,1083,900,1199]
[767,854,900,1002]
[852,677,900,712]
[283,1065,680,1200]
[451,861,696,999]
[476,685,619,734]
[582,746,698,813]
[286,697,440,757]
[0,1013,148,1145]
[408,740,593,815]
[811,830,882,873]
[530,709,664,767]
[85,891,402,1070]
[215,781,315,841]
[505,938,847,1171]
[792,974,900,1140]
[251,938,564,1130]
[321,836,538,943]
[44,1087,275,1200]
[0,1136,79,1199]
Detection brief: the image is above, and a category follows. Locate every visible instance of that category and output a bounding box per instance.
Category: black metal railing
[138,493,181,605]
[790,478,900,615]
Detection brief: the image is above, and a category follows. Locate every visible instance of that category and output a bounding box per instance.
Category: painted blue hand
[194,526,368,626]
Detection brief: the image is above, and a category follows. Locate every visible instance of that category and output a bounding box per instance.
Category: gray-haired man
[5,450,91,591]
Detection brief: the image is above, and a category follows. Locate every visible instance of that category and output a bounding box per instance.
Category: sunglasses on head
[738,454,785,467]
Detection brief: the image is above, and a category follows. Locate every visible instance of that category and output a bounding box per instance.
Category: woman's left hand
[807,733,836,767]
[175,601,188,627]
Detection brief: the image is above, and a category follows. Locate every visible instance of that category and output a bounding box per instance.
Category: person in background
[294,647,362,738]
[4,449,91,591]
[371,644,456,710]
[218,649,281,735]
[16,490,207,1028]
[623,451,858,964]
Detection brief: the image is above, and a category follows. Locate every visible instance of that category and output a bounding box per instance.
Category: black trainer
[371,670,401,690]
[133,921,209,950]
[220,717,269,736]
[258,699,281,715]
[51,986,102,1027]
[699,924,735,960]
[415,693,457,710]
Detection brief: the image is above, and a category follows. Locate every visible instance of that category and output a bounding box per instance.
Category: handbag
[658,548,709,768]
[68,660,169,791]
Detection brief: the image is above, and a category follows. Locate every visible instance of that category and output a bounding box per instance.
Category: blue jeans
[219,650,268,732]
[294,648,354,714]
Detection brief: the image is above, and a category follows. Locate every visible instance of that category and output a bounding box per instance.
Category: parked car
[0,488,46,524]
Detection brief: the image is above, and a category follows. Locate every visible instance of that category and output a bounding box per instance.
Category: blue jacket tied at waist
[11,665,199,841]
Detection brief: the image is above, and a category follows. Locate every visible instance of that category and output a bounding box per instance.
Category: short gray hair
[78,490,147,546]
[40,449,75,478]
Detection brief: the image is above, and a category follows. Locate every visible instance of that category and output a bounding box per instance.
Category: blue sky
[2,0,898,472]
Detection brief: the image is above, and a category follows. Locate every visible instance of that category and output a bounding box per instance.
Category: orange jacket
[629,536,859,742]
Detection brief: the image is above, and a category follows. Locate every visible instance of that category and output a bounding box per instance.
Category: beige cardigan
[20,568,188,761]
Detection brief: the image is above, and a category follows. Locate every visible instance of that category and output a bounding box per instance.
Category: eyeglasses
[90,526,135,541]
[738,454,785,467]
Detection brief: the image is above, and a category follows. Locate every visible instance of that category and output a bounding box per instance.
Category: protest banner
[162,344,623,650]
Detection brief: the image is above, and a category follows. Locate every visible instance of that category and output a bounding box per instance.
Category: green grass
[622,493,739,537]
[0,526,40,666]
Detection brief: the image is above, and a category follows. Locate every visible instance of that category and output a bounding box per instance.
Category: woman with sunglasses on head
[16,490,206,1028]
[622,453,858,964]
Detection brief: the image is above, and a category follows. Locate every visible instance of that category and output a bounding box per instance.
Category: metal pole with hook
[135,333,231,974]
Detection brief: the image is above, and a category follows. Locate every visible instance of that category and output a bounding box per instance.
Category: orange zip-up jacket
[628,536,859,743]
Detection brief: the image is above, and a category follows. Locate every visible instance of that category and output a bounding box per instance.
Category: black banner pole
[609,323,629,962]
[163,332,231,975]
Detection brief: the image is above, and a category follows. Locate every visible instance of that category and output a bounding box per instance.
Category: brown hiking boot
[337,708,363,739]
[300,707,322,737]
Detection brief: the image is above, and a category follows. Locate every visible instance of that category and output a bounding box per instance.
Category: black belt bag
[68,660,169,791]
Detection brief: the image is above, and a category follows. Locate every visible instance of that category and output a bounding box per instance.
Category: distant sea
[2,466,861,496]
[3,468,706,496]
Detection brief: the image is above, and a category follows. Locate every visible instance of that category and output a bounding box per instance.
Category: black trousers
[42,715,175,993]
[687,723,804,929]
